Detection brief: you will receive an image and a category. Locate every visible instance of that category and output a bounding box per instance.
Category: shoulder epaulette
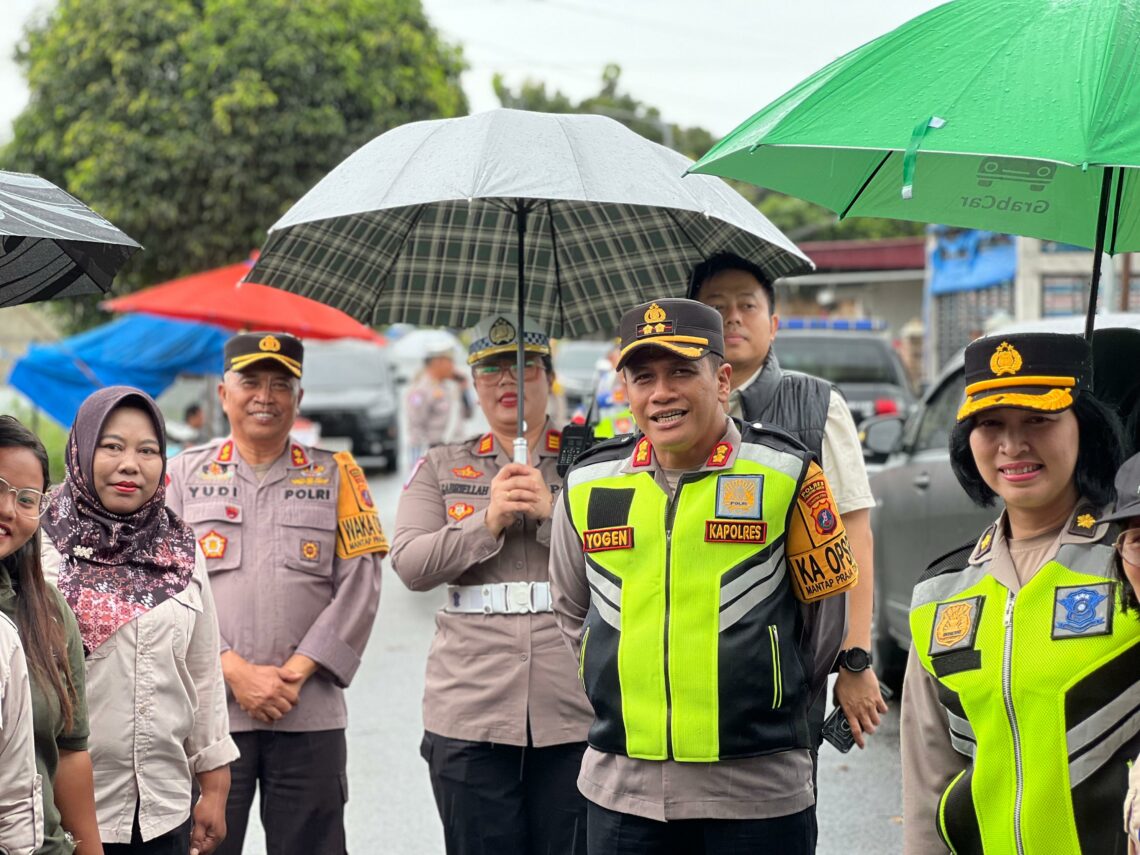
[740,420,812,456]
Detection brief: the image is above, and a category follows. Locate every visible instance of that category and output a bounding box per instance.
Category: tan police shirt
[391,423,593,747]
[166,438,385,733]
[548,419,851,820]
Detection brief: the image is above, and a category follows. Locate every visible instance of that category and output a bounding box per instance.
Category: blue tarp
[929,229,1017,295]
[8,315,229,427]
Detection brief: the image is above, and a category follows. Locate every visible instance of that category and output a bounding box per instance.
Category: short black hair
[948,392,1125,508]
[688,251,776,313]
[184,403,202,421]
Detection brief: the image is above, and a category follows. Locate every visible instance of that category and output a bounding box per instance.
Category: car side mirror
[861,415,905,456]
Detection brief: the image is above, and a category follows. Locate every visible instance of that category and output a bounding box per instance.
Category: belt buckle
[507,581,533,614]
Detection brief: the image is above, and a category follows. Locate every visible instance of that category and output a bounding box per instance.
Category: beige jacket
[0,612,41,855]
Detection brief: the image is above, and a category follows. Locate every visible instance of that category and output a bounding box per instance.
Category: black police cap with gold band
[616,298,724,370]
[224,332,304,378]
[466,315,550,365]
[957,332,1092,423]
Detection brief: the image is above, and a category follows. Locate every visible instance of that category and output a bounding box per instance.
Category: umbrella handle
[513,437,528,465]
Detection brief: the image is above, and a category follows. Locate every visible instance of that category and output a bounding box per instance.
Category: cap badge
[259,335,282,353]
[990,341,1023,377]
[489,317,515,345]
[640,302,671,336]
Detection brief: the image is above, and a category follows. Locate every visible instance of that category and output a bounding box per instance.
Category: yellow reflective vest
[909,508,1140,854]
[563,422,857,761]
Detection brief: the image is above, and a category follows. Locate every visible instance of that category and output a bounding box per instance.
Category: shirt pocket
[170,580,205,661]
[281,503,338,577]
[181,502,243,575]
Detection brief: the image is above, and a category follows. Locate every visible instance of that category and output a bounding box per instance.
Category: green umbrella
[689,0,1140,338]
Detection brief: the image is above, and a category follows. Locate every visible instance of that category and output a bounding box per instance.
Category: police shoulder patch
[715,474,763,520]
[1052,583,1113,639]
[930,596,984,656]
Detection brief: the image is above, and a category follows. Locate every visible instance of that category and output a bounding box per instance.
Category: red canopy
[102,256,382,343]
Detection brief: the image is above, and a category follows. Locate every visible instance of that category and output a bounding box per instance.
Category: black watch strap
[839,647,872,672]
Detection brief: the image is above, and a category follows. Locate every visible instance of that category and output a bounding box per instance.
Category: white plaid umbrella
[249,109,812,455]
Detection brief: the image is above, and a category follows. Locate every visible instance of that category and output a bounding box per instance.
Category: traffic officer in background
[405,342,469,462]
[391,315,593,855]
[549,298,858,854]
[689,251,885,747]
[167,332,386,855]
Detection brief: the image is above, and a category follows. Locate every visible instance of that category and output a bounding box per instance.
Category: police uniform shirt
[549,419,829,821]
[900,504,1116,854]
[390,421,594,748]
[166,437,385,733]
[405,375,462,447]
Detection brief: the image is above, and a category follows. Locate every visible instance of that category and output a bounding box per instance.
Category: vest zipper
[662,476,688,759]
[1002,590,1026,855]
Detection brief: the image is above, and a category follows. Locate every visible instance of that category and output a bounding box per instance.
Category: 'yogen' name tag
[583,526,634,552]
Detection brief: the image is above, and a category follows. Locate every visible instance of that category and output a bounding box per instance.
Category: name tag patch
[583,526,634,552]
[1052,583,1113,639]
[930,596,983,656]
[715,474,763,519]
[705,520,767,544]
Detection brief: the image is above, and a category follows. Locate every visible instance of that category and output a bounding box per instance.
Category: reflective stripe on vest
[910,540,1140,854]
[566,439,807,762]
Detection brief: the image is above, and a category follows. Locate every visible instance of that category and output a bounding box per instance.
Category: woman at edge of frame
[901,331,1138,854]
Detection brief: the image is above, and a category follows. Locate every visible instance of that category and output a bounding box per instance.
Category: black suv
[299,339,400,472]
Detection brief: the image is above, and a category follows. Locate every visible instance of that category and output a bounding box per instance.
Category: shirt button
[515,561,523,569]
[520,653,529,662]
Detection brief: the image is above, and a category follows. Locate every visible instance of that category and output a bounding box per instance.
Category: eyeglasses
[1116,528,1140,566]
[473,357,543,386]
[0,476,50,520]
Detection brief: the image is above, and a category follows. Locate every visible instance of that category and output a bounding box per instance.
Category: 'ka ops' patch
[784,463,857,603]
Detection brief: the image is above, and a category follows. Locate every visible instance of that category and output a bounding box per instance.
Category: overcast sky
[0,0,947,145]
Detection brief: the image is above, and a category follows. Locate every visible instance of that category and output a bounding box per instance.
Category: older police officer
[167,333,386,855]
[549,299,858,854]
[392,315,593,855]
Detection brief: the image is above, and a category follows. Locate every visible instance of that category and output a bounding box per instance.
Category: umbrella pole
[514,202,529,464]
[1085,167,1114,340]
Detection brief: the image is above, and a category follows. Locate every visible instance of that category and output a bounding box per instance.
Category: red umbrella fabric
[102,255,382,342]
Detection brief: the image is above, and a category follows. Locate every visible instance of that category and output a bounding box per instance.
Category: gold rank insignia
[199,530,228,560]
[545,430,561,453]
[990,341,1023,376]
[1076,513,1097,529]
[632,436,652,467]
[638,302,674,337]
[931,597,983,654]
[216,440,235,464]
[259,334,282,353]
[706,441,732,468]
[290,444,309,467]
[476,434,495,456]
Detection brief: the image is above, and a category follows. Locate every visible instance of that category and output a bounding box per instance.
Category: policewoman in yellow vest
[549,299,857,854]
[901,332,1135,855]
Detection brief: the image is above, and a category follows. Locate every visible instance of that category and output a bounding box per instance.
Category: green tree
[5,0,467,330]
[495,64,921,242]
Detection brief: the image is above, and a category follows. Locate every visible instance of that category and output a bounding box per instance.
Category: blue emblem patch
[1052,583,1113,639]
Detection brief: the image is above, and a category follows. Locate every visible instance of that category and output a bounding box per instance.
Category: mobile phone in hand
[820,683,894,753]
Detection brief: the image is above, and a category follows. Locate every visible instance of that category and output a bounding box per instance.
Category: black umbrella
[0,170,141,308]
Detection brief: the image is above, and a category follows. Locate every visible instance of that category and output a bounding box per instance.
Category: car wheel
[874,588,908,693]
[382,449,399,473]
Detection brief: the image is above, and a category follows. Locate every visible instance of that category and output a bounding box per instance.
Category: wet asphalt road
[240,468,904,855]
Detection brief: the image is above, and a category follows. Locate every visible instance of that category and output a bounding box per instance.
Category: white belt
[444,582,553,614]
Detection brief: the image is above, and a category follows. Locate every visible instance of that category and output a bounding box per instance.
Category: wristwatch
[838,647,873,673]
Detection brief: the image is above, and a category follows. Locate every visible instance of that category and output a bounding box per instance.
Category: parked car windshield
[775,336,903,386]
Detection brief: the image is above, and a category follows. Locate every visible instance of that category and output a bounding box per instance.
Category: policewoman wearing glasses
[901,333,1139,855]
[0,415,102,855]
[391,316,593,855]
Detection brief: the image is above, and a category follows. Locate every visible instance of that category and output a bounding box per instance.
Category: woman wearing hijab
[0,415,100,855]
[41,388,237,855]
[901,333,1140,855]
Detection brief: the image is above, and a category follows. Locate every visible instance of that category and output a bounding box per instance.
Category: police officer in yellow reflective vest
[549,298,858,854]
[901,332,1138,854]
